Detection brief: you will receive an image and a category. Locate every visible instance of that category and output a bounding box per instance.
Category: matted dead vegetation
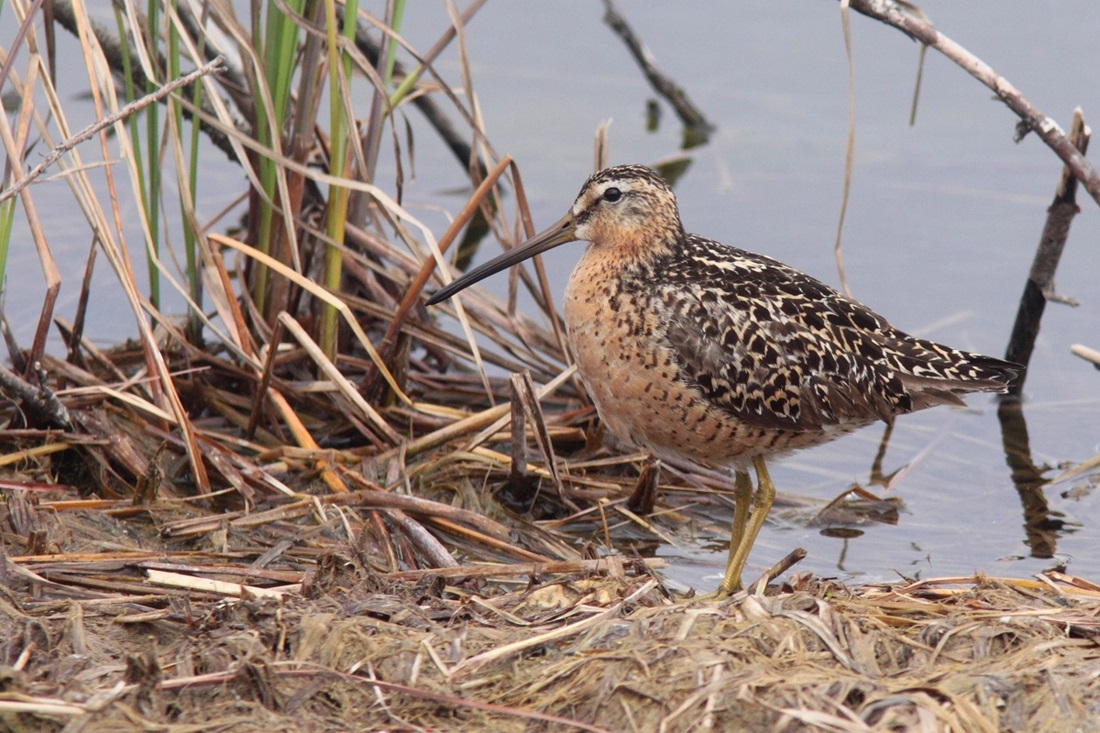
[3,504,1100,733]
[3,2,1100,732]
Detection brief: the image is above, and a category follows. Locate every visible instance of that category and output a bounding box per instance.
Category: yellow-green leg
[726,469,752,581]
[718,456,776,595]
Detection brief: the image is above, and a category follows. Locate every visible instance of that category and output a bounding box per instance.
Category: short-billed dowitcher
[427,164,1020,594]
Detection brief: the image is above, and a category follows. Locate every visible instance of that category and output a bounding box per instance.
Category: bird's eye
[602,187,622,203]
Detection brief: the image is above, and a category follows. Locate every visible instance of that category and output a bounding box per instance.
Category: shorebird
[427,164,1020,594]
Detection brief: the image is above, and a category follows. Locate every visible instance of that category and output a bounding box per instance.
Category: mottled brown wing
[644,236,1010,433]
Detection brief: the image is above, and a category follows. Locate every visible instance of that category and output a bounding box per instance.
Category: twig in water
[1070,344,1100,370]
[842,0,1100,208]
[1004,109,1090,394]
[601,0,713,134]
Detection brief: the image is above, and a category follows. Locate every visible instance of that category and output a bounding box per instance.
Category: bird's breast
[563,251,774,468]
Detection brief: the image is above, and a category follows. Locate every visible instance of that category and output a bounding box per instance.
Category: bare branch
[844,0,1100,208]
[0,56,225,204]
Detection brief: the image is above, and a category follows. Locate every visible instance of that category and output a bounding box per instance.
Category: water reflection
[867,420,903,488]
[996,397,1067,560]
[807,403,1069,577]
[810,421,903,540]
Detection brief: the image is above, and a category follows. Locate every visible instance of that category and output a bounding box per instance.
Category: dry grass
[3,505,1100,733]
[2,3,1100,732]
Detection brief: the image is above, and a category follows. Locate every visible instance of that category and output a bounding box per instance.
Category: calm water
[6,4,1099,587]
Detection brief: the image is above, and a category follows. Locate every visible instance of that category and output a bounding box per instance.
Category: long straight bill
[426,213,577,305]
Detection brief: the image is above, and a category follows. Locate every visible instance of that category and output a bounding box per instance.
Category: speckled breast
[563,250,824,470]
